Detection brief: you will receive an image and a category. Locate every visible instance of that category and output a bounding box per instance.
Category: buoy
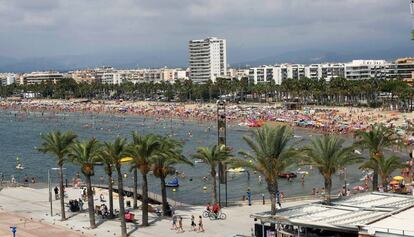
[172,188,176,192]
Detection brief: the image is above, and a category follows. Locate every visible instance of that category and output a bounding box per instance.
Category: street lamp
[217,99,227,206]
[48,167,66,217]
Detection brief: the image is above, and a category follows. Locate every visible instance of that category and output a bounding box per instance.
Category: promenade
[0,186,317,237]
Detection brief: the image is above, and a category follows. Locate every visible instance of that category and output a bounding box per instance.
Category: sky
[0,0,413,69]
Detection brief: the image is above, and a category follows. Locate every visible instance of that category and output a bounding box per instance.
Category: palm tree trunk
[382,177,387,192]
[58,164,66,220]
[211,168,217,204]
[116,166,127,237]
[142,173,149,226]
[132,167,138,209]
[160,176,168,216]
[85,175,96,228]
[107,173,114,217]
[267,181,277,215]
[324,177,332,204]
[372,168,379,191]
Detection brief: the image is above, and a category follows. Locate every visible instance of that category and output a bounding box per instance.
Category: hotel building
[189,37,227,83]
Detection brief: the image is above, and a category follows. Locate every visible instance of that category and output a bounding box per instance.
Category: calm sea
[0,109,402,204]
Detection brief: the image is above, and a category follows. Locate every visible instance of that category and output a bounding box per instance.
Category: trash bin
[126,200,131,208]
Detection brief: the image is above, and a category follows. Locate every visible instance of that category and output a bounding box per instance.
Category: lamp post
[48,167,66,217]
[217,99,227,207]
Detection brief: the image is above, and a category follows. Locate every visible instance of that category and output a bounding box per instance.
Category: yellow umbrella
[120,157,133,163]
[393,176,404,181]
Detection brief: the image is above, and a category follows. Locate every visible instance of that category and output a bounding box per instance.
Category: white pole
[48,169,53,216]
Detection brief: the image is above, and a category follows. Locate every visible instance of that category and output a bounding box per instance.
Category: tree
[38,131,77,221]
[100,137,128,237]
[68,138,101,228]
[233,125,299,215]
[152,136,192,216]
[360,156,406,191]
[125,132,161,227]
[303,135,363,203]
[355,124,399,191]
[192,144,233,204]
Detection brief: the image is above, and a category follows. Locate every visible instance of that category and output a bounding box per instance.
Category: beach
[2,98,414,138]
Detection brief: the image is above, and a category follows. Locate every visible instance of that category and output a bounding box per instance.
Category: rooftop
[251,192,414,234]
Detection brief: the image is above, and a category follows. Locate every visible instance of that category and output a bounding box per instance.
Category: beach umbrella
[389,180,400,185]
[393,176,404,181]
[120,157,133,163]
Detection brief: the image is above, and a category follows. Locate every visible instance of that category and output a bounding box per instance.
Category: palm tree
[38,131,77,221]
[303,135,363,204]
[355,124,399,191]
[68,139,101,228]
[192,144,232,204]
[100,137,128,237]
[125,132,161,227]
[152,137,192,216]
[360,156,406,191]
[232,125,299,215]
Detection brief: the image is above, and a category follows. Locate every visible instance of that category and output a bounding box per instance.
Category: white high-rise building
[189,37,227,83]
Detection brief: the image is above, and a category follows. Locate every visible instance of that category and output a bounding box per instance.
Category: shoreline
[2,98,412,138]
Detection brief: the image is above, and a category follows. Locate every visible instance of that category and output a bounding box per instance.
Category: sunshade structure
[251,192,414,237]
[120,157,133,164]
[393,176,404,181]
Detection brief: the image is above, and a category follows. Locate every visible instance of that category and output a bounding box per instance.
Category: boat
[296,169,309,175]
[194,159,205,164]
[166,177,179,187]
[227,167,246,173]
[278,172,297,178]
[16,157,24,170]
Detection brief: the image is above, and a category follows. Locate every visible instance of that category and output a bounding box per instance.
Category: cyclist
[212,202,220,218]
[206,202,211,212]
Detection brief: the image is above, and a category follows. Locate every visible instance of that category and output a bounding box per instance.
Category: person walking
[190,215,196,231]
[171,214,178,230]
[54,186,59,200]
[177,216,184,233]
[198,215,205,232]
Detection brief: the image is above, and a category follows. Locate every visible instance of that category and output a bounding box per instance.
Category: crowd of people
[2,99,414,138]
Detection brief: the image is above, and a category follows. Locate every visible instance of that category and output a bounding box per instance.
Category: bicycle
[202,210,227,220]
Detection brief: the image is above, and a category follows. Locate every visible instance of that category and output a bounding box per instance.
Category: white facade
[189,37,227,83]
[345,60,388,80]
[248,63,345,85]
[0,73,16,85]
[21,71,65,85]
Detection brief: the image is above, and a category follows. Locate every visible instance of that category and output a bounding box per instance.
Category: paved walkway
[0,186,317,237]
[0,212,88,237]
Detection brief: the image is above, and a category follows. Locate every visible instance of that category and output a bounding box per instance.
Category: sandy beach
[2,99,414,138]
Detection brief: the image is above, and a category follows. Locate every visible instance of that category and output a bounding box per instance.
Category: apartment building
[0,73,16,85]
[21,71,66,85]
[344,60,388,80]
[189,37,227,83]
[249,63,345,85]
